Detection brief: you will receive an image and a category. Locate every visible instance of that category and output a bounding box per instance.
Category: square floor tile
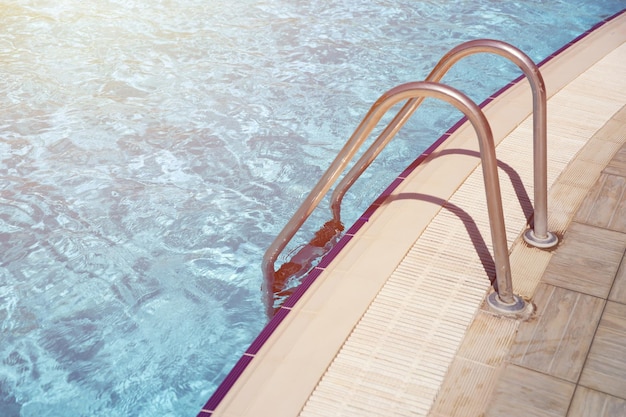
[609,254,626,304]
[579,301,626,399]
[485,363,575,417]
[508,284,604,382]
[568,386,626,417]
[543,223,626,298]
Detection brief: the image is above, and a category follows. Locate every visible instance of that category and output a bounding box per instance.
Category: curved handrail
[262,81,520,311]
[330,39,557,248]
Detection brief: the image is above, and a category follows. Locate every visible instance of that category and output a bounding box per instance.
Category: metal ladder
[262,39,558,316]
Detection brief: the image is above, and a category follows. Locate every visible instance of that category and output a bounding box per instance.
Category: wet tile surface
[508,283,604,382]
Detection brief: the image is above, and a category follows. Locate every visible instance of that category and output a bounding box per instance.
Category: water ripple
[1,1,624,415]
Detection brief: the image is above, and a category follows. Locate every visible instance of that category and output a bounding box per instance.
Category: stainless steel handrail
[329,39,558,249]
[262,81,527,314]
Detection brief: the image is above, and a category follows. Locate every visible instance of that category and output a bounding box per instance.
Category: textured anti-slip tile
[509,240,552,298]
[484,363,575,417]
[508,283,605,382]
[546,182,590,233]
[568,386,626,417]
[430,311,519,417]
[455,311,519,365]
[430,358,498,417]
[555,158,605,189]
[577,139,623,166]
[542,222,626,298]
[579,301,626,399]
[587,117,626,145]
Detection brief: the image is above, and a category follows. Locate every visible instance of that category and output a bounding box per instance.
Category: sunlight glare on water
[0,0,624,415]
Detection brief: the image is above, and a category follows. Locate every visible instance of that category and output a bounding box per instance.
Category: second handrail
[329,39,558,249]
[262,81,526,313]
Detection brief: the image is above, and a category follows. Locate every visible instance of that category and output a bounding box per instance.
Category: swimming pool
[1,1,624,416]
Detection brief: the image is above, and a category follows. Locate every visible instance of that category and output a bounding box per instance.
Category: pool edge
[200,8,626,416]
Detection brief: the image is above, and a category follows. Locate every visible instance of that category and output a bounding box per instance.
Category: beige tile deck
[568,386,626,417]
[485,363,576,417]
[579,301,626,399]
[610,255,626,304]
[605,143,626,175]
[479,138,626,417]
[575,173,626,232]
[205,12,626,417]
[542,222,626,298]
[507,283,605,383]
[432,108,626,417]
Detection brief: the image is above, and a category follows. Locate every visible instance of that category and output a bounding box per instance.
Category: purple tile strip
[246,307,291,355]
[379,177,405,200]
[480,96,495,107]
[346,218,369,236]
[198,8,626,415]
[200,354,254,413]
[360,201,383,220]
[398,154,429,179]
[446,117,469,136]
[316,233,354,269]
[282,268,323,307]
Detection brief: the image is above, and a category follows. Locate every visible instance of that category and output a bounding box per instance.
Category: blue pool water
[0,1,624,415]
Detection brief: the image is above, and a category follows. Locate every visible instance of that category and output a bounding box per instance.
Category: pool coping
[200,9,626,417]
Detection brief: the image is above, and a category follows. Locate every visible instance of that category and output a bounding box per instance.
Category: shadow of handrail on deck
[385,192,498,286]
[380,147,534,285]
[426,148,534,224]
[272,148,533,305]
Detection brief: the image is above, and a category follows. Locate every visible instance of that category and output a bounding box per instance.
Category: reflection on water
[0,1,624,415]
